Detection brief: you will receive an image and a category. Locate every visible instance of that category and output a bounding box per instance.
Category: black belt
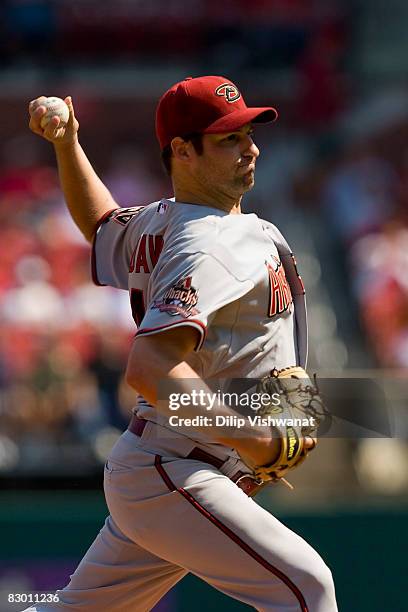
[128,415,264,497]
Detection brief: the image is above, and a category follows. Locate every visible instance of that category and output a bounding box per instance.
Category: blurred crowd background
[0,1,407,610]
[0,0,407,495]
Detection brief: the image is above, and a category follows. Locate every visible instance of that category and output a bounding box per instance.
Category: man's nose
[243,135,259,159]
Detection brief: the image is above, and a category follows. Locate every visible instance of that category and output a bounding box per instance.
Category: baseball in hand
[40,97,70,129]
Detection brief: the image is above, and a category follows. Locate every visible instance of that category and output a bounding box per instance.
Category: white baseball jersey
[92,199,307,446]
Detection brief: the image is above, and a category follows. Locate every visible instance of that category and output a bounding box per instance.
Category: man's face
[190,124,260,199]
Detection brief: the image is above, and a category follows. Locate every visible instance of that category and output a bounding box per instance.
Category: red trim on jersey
[135,319,207,351]
[91,208,119,286]
[291,253,306,295]
[154,455,309,612]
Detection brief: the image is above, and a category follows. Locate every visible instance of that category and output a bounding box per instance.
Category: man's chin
[232,172,255,195]
[242,174,255,191]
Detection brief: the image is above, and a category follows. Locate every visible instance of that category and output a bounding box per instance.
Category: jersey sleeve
[136,252,254,351]
[92,206,146,289]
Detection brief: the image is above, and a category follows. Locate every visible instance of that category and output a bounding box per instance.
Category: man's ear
[171,137,193,162]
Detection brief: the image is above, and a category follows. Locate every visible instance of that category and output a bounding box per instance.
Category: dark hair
[161,132,204,176]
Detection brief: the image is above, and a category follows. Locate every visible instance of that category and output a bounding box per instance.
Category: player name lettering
[129,233,164,273]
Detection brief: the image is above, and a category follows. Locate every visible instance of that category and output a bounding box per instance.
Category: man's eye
[225,134,238,142]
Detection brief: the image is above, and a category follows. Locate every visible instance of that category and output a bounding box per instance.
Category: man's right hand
[28,96,79,146]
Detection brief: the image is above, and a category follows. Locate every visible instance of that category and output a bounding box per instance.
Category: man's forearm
[54,138,119,242]
[164,373,280,463]
[126,339,280,466]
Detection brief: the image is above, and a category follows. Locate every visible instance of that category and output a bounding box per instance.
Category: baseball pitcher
[24,76,338,611]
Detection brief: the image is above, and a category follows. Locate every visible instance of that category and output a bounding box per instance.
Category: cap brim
[203,107,278,134]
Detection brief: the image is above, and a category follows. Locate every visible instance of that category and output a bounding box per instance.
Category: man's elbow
[125,338,161,392]
[125,331,197,393]
[125,360,143,391]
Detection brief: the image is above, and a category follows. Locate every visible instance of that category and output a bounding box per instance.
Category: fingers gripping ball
[40,97,70,129]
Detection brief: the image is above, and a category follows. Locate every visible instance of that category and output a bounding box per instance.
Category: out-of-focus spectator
[351,220,408,367]
[320,142,397,246]
[88,332,131,430]
[295,23,348,129]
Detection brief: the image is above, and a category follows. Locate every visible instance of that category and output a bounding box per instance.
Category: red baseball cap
[155,75,278,150]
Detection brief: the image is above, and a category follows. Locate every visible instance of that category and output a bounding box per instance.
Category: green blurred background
[0,0,408,610]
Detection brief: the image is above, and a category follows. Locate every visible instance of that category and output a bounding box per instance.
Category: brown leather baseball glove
[245,366,329,486]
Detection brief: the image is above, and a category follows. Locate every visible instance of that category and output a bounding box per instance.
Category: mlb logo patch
[157,200,169,215]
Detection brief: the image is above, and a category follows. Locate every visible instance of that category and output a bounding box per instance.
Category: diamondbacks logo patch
[215,83,241,103]
[152,277,198,317]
